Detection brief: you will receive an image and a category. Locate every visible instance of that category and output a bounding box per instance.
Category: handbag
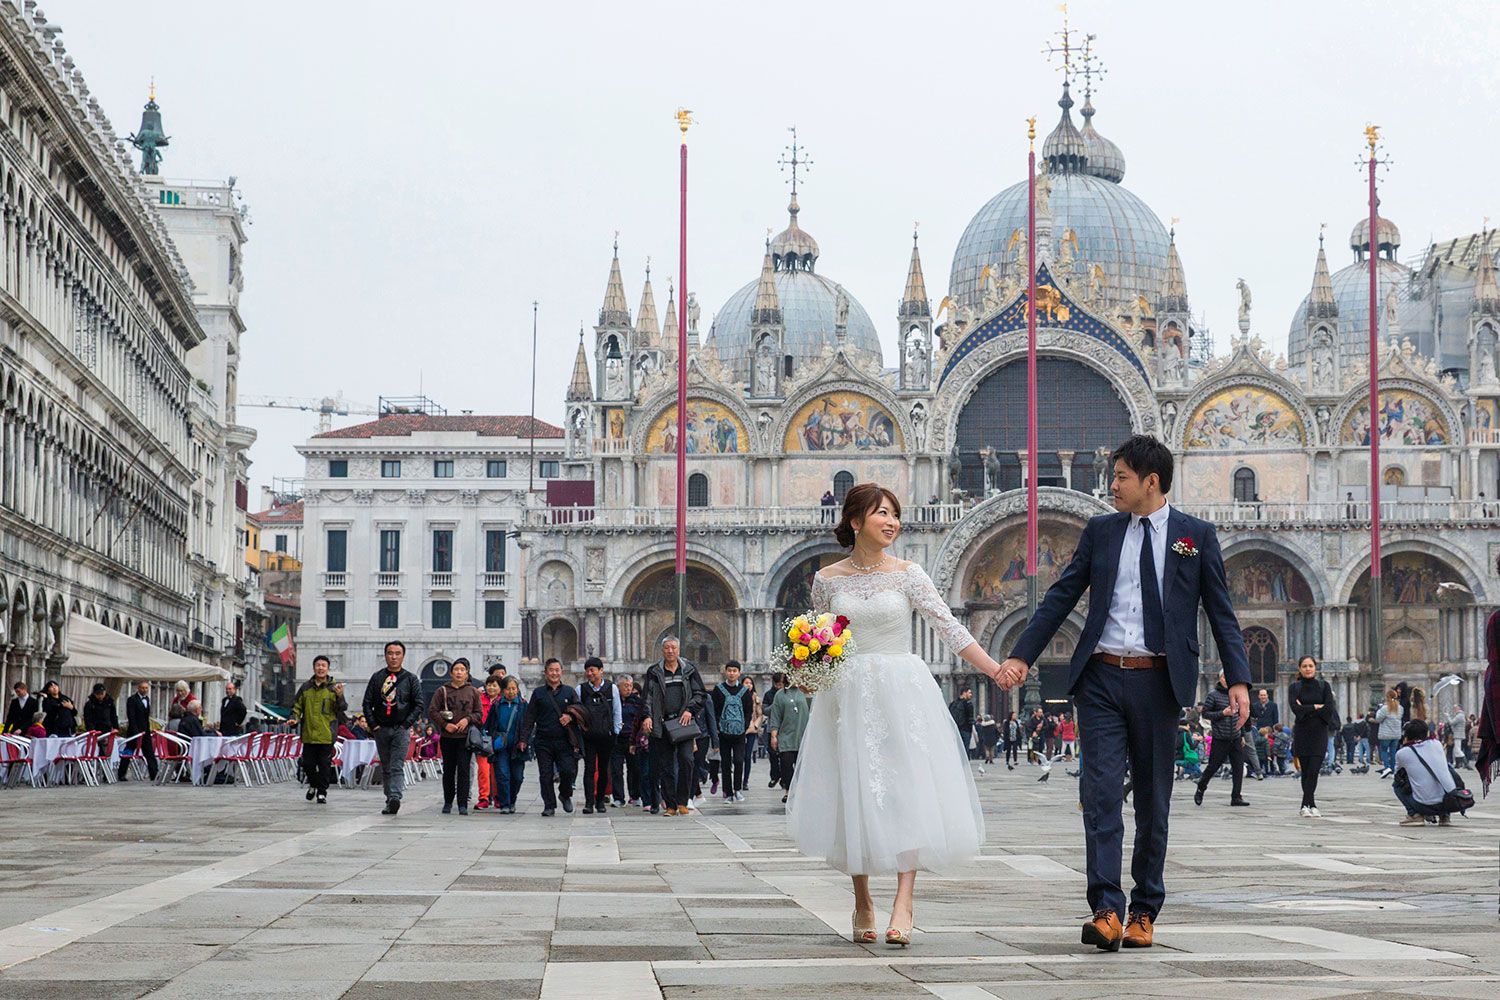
[663,717,701,744]
[467,723,491,756]
[1409,745,1473,813]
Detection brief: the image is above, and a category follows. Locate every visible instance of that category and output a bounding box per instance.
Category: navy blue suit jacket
[1008,507,1250,709]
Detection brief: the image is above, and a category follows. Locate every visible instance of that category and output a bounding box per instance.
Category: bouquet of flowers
[771,611,856,692]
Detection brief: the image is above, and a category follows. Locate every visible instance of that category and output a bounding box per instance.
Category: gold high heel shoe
[885,923,912,947]
[852,910,877,944]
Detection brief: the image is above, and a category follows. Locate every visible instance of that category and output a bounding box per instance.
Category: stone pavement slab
[0,761,1495,999]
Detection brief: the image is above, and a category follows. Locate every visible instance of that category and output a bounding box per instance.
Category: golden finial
[676,108,694,142]
[1364,123,1380,152]
[1027,116,1036,150]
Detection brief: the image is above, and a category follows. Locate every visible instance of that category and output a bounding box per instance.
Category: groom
[1000,434,1249,951]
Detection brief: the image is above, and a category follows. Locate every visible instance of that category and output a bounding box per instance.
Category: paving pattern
[1,760,1497,999]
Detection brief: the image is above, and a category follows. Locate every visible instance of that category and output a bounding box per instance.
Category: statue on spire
[128,83,169,175]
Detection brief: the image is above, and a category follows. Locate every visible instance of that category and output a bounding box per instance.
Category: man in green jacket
[291,655,347,804]
[768,685,810,804]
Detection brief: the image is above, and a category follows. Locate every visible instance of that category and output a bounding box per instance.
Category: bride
[787,483,1025,946]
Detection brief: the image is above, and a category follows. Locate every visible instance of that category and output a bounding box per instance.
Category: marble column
[1057,450,1075,490]
[1015,450,1030,490]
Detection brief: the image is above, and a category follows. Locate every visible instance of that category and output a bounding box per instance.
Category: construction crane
[239,393,379,432]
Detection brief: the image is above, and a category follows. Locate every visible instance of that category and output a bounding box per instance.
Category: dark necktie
[1139,517,1165,654]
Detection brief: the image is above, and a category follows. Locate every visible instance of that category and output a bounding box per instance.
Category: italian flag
[271,623,294,665]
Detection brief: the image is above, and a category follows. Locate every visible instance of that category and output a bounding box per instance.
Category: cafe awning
[58,614,231,683]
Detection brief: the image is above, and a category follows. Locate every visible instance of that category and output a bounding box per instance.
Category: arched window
[687,473,709,508]
[1242,626,1278,686]
[833,471,855,502]
[1232,467,1257,503]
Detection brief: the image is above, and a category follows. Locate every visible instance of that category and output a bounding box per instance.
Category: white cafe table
[29,735,87,786]
[339,739,378,786]
[189,734,251,785]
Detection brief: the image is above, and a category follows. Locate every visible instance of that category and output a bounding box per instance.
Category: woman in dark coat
[1289,655,1337,816]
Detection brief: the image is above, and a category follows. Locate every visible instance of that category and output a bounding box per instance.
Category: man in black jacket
[949,686,976,759]
[577,657,619,814]
[82,683,118,734]
[4,681,40,734]
[178,699,206,738]
[1193,673,1253,807]
[517,657,579,816]
[119,681,157,781]
[763,673,785,788]
[362,641,425,815]
[220,681,248,736]
[640,637,706,816]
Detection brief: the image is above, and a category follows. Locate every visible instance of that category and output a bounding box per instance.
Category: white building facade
[294,414,564,697]
[0,2,211,709]
[148,173,260,701]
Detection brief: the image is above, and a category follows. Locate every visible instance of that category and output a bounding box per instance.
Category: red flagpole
[674,110,692,639]
[1365,126,1383,707]
[1026,121,1039,586]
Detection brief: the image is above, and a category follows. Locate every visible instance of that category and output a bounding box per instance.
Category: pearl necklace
[849,552,889,573]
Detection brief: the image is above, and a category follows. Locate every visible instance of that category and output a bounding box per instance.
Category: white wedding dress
[786,564,986,875]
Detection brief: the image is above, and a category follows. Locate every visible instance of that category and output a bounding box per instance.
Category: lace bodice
[811,564,977,656]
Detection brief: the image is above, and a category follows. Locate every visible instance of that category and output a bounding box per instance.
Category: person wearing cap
[82,683,119,733]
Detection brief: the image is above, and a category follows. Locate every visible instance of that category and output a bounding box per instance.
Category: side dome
[949,173,1170,313]
[710,269,882,383]
[1286,257,1411,366]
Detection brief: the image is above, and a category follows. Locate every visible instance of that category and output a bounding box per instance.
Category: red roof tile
[313,414,564,440]
[250,501,304,525]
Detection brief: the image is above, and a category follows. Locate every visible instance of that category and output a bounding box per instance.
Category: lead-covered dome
[711,197,882,382]
[949,84,1170,314]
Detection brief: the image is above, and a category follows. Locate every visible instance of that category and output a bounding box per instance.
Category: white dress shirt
[1096,502,1171,657]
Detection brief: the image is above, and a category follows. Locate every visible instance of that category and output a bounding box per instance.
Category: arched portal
[418,656,453,707]
[626,563,736,666]
[1349,550,1473,667]
[539,620,578,669]
[954,358,1131,496]
[1241,626,1278,686]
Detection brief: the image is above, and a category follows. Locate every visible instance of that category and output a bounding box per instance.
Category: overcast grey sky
[54,0,1500,499]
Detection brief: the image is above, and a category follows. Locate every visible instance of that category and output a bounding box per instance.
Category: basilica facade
[522,79,1500,718]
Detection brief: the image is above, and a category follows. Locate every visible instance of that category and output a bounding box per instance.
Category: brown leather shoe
[1081,909,1123,951]
[1122,910,1154,948]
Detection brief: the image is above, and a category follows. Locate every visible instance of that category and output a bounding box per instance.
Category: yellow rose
[807,639,821,653]
[787,627,802,642]
[792,616,809,630]
[828,644,843,658]
[817,613,833,628]
[793,644,810,661]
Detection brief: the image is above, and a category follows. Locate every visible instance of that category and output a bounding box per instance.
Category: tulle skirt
[786,651,986,875]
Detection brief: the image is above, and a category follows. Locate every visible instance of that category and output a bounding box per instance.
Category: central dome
[949,84,1170,314]
[711,196,882,383]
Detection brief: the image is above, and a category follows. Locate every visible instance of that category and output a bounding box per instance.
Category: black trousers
[302,741,335,793]
[768,745,782,784]
[583,737,612,807]
[650,736,694,809]
[1195,732,1251,800]
[1297,755,1323,808]
[778,749,798,791]
[718,734,747,794]
[119,732,156,780]
[742,733,757,789]
[610,735,642,802]
[439,736,472,806]
[1004,739,1020,765]
[534,739,577,810]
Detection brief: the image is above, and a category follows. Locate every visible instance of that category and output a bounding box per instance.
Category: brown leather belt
[1095,652,1166,670]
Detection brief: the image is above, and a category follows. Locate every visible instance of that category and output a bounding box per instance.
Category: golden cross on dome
[1078,31,1104,101]
[1042,4,1078,80]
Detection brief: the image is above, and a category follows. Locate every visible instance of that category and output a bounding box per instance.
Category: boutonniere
[1172,537,1198,558]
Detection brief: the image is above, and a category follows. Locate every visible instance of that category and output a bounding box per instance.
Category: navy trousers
[1074,657,1180,920]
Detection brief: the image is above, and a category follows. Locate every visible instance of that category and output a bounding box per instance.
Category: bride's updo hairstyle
[834,484,902,548]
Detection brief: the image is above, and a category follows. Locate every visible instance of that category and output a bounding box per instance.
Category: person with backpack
[1394,719,1471,825]
[711,661,755,803]
[1003,712,1022,768]
[612,674,644,806]
[578,657,621,814]
[948,686,976,760]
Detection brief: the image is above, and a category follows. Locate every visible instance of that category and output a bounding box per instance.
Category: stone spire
[636,263,660,344]
[566,329,593,401]
[900,227,930,318]
[1308,231,1339,320]
[661,280,678,355]
[598,238,632,327]
[751,240,782,325]
[1474,231,1500,317]
[1160,228,1188,313]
